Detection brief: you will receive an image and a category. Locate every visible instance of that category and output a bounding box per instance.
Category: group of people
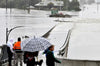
[7,37,61,66]
[7,37,23,66]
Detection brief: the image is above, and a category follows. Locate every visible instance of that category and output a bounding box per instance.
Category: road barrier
[0,45,8,66]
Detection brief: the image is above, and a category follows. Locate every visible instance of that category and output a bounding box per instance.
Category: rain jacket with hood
[46,50,61,66]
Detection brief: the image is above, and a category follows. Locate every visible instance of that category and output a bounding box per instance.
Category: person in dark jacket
[46,45,61,66]
[7,39,14,66]
[24,51,43,66]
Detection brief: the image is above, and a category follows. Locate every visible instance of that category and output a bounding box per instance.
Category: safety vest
[13,41,21,50]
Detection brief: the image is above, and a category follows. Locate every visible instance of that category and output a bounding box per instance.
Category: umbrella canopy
[21,37,51,52]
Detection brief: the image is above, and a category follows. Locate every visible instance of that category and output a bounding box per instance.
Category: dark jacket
[46,50,61,66]
[24,52,40,66]
[7,46,13,66]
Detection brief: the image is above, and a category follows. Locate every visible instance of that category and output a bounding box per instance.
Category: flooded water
[67,23,100,60]
[0,8,58,45]
[1,4,100,66]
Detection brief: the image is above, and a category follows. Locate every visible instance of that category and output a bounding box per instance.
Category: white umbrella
[21,37,51,52]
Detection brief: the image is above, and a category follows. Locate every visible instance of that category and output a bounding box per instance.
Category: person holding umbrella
[46,45,61,66]
[21,37,52,66]
[23,51,43,66]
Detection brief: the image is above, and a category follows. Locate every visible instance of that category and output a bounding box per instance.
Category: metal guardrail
[0,45,15,66]
[0,45,9,66]
[58,23,76,57]
[58,29,72,57]
[42,25,56,38]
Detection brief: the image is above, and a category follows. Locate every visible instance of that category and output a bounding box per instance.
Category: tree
[63,0,70,10]
[68,0,81,11]
[30,0,41,6]
[0,0,40,9]
[0,0,6,8]
[47,2,54,9]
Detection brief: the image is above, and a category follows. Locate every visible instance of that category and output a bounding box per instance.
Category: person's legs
[18,53,23,66]
[27,63,30,66]
[7,47,13,66]
[14,53,18,66]
[27,62,33,66]
[27,63,32,66]
[8,54,12,66]
[13,53,16,66]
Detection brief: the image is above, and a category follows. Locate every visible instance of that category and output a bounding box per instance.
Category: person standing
[7,39,14,66]
[46,45,61,66]
[24,51,43,66]
[13,37,23,66]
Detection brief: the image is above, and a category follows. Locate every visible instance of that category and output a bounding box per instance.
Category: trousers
[14,53,23,66]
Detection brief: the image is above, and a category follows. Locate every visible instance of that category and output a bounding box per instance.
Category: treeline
[0,0,40,9]
[0,0,80,11]
[63,0,81,11]
[68,0,81,11]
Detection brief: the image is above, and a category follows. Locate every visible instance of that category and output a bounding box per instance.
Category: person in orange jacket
[13,37,23,66]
